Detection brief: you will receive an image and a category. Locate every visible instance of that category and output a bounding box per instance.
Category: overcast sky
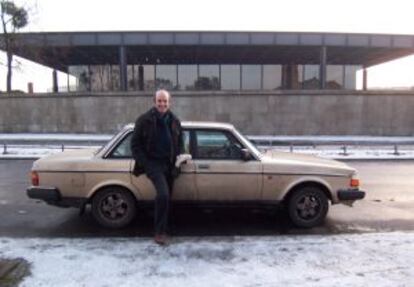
[23,0,414,34]
[2,0,414,92]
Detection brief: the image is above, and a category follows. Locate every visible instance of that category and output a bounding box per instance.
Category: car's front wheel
[91,187,137,229]
[287,185,329,228]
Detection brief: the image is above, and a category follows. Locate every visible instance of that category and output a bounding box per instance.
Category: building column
[319,46,327,89]
[119,46,128,91]
[282,64,300,89]
[52,69,58,93]
[363,66,368,91]
[138,65,144,91]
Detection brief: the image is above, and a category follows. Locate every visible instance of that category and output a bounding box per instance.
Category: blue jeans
[145,159,173,234]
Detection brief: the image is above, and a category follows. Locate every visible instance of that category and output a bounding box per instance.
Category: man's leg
[147,164,171,236]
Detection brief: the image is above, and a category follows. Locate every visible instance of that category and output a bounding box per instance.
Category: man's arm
[178,121,184,155]
[131,116,148,168]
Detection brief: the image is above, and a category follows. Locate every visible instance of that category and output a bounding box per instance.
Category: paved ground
[0,159,413,238]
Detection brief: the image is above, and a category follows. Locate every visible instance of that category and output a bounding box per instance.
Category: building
[1,31,414,135]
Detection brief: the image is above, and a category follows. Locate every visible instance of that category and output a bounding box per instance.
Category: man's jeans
[146,159,173,235]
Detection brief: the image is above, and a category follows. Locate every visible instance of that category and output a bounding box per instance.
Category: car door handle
[198,164,210,170]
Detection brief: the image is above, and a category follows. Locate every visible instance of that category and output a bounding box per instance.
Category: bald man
[131,90,183,245]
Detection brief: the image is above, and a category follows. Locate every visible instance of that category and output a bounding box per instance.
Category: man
[131,89,182,245]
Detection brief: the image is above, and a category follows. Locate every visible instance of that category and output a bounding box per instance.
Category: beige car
[27,122,365,229]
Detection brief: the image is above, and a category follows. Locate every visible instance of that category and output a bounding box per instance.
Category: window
[221,65,240,90]
[143,65,155,91]
[127,65,137,91]
[111,65,121,91]
[89,65,111,92]
[182,130,190,154]
[303,65,320,89]
[326,65,344,89]
[263,65,282,90]
[178,65,198,90]
[108,133,133,158]
[68,65,91,92]
[197,65,220,90]
[242,65,261,90]
[344,65,362,90]
[156,65,177,90]
[195,130,243,159]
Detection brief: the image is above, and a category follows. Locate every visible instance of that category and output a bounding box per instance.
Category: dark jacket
[131,107,183,176]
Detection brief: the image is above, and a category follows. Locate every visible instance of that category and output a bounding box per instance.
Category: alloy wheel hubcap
[101,194,128,220]
[296,194,321,220]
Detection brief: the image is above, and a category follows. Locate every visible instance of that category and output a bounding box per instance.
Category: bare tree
[0,0,28,92]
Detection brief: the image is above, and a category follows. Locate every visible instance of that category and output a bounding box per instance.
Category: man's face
[154,92,170,114]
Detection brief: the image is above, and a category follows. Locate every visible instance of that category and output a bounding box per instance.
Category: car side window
[108,132,133,158]
[194,130,243,159]
[182,130,190,154]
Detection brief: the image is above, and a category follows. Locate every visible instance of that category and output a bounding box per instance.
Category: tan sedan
[27,122,365,229]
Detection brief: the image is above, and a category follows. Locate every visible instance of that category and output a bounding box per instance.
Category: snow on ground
[1,134,414,144]
[1,133,414,159]
[0,232,413,286]
[0,133,111,141]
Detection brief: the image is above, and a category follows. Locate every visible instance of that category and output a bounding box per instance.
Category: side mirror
[175,154,192,167]
[241,149,253,161]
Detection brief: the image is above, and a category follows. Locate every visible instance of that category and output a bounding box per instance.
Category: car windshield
[232,128,263,159]
[93,131,123,156]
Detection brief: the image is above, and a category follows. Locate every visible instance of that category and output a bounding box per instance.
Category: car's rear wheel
[287,185,329,228]
[91,187,137,229]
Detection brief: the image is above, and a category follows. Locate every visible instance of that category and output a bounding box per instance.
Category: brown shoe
[154,234,168,246]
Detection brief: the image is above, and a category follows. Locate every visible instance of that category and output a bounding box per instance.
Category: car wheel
[287,185,329,228]
[91,187,137,229]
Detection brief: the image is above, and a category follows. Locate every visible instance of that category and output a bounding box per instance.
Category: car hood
[32,148,98,171]
[261,151,355,176]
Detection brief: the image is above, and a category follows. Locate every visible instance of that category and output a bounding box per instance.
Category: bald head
[154,89,171,114]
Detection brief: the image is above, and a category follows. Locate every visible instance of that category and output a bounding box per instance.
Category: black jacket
[131,107,183,176]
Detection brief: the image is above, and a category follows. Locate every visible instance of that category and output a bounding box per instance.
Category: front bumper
[27,186,85,208]
[337,189,366,201]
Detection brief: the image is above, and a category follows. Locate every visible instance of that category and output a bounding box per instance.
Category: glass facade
[178,65,198,91]
[326,65,344,89]
[303,65,320,89]
[155,65,177,90]
[67,63,363,92]
[263,65,282,90]
[198,65,220,90]
[242,65,261,90]
[344,65,362,90]
[68,65,90,91]
[221,65,240,90]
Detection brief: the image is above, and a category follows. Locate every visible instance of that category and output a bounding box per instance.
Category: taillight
[350,178,360,188]
[31,171,39,186]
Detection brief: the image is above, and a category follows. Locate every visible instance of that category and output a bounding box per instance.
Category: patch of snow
[0,232,413,286]
[0,146,100,159]
[0,133,111,141]
[1,133,414,160]
[249,135,414,144]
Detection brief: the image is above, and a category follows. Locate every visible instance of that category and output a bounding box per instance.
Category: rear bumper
[27,186,85,208]
[27,186,61,201]
[337,189,366,201]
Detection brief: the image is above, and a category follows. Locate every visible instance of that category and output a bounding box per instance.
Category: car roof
[125,121,235,131]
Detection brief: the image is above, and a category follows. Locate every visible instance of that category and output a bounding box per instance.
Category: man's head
[154,89,171,114]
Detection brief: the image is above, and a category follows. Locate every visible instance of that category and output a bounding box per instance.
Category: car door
[126,130,197,201]
[192,129,262,201]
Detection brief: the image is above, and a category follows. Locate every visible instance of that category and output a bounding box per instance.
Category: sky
[1,0,414,92]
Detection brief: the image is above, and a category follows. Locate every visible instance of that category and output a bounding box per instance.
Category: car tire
[91,187,137,229]
[287,185,329,228]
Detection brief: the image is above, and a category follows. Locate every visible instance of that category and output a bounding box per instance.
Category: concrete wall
[1,90,414,136]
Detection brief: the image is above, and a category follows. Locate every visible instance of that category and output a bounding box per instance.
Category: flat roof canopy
[2,31,414,71]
